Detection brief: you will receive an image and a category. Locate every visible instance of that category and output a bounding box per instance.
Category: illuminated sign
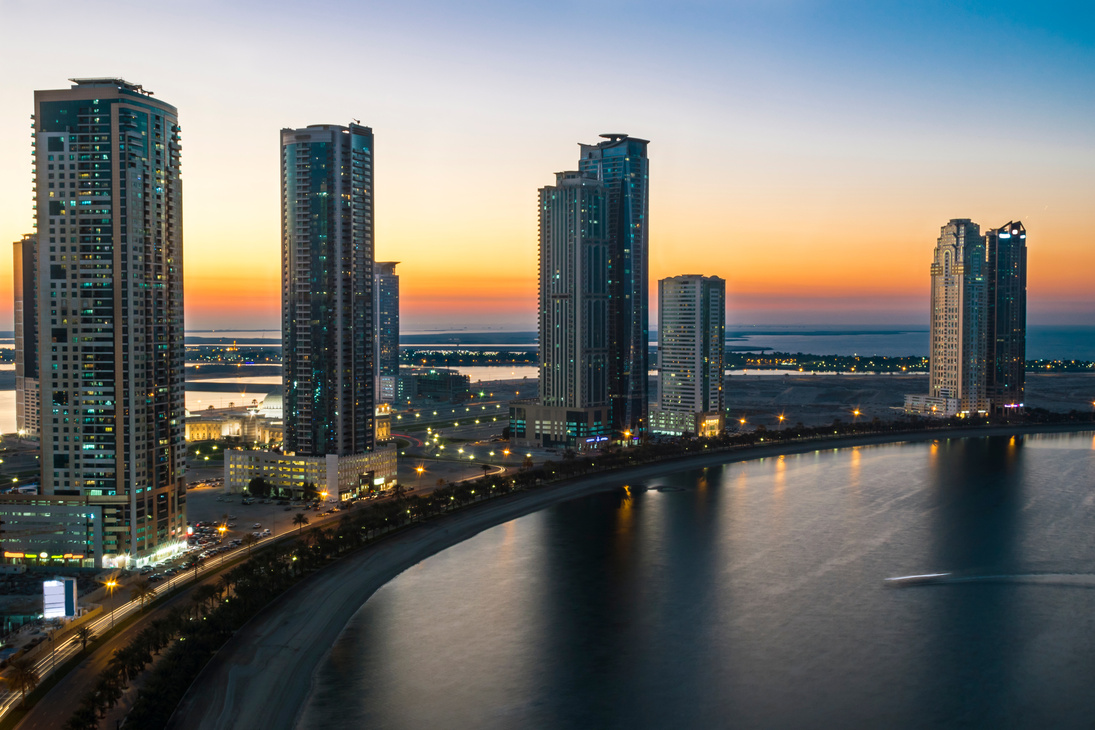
[584,436,609,444]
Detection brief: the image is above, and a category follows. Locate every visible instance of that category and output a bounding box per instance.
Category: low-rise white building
[224,445,398,500]
[902,393,959,418]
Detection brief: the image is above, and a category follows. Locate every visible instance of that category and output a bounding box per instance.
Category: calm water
[298,432,1095,729]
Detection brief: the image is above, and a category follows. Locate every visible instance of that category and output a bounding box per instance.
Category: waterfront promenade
[170,423,1095,730]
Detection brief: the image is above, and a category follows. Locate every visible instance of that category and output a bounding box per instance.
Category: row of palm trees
[51,414,998,728]
[61,574,235,729]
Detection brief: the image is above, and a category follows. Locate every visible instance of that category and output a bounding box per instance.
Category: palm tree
[130,578,155,610]
[193,583,219,616]
[63,702,99,730]
[292,512,310,535]
[242,532,258,556]
[72,625,95,652]
[390,483,407,503]
[6,656,40,707]
[94,674,123,715]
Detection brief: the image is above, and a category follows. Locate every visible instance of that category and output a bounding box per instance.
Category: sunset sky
[0,0,1092,331]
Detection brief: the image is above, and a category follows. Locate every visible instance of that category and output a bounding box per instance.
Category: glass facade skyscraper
[13,233,39,438]
[281,124,375,456]
[578,134,650,436]
[32,78,186,564]
[375,261,399,403]
[986,221,1027,411]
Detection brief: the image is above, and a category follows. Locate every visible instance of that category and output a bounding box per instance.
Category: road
[1,445,514,727]
[5,501,349,729]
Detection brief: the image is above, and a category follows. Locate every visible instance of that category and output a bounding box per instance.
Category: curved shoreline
[168,422,1094,730]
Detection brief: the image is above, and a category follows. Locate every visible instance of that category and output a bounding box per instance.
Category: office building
[281,123,375,457]
[398,367,470,404]
[375,261,399,402]
[578,134,650,437]
[510,170,611,449]
[13,234,39,438]
[905,219,989,417]
[30,78,186,567]
[986,221,1027,412]
[650,275,725,437]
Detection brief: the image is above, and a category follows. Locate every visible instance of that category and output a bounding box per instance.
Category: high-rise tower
[927,219,988,415]
[578,134,650,437]
[13,234,39,438]
[375,261,399,403]
[509,171,611,449]
[986,221,1027,412]
[651,275,725,437]
[33,79,186,563]
[281,124,375,456]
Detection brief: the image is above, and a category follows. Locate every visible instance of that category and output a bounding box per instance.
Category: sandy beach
[168,422,1095,730]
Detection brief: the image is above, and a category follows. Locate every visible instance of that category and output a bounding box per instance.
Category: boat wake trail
[884,572,1095,588]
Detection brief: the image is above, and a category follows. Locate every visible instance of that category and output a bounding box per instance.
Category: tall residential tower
[578,134,650,437]
[928,219,988,415]
[13,234,39,438]
[33,78,186,564]
[281,124,375,456]
[986,221,1027,411]
[229,123,396,500]
[510,171,611,449]
[375,261,399,403]
[650,275,725,437]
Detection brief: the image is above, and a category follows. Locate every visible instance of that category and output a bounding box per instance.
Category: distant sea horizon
[176,325,1095,361]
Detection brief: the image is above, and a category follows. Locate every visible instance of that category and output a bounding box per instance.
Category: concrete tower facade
[651,275,725,437]
[929,219,988,414]
[510,171,611,449]
[33,78,186,564]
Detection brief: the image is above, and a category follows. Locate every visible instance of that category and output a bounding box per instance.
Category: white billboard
[43,580,66,619]
[42,577,77,619]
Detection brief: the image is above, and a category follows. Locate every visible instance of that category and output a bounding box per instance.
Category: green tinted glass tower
[986,221,1027,412]
[578,134,650,438]
[281,124,375,456]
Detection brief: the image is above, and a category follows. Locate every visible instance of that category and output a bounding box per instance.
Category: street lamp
[105,579,118,629]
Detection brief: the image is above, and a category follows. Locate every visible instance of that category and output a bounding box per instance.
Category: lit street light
[104,579,118,629]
